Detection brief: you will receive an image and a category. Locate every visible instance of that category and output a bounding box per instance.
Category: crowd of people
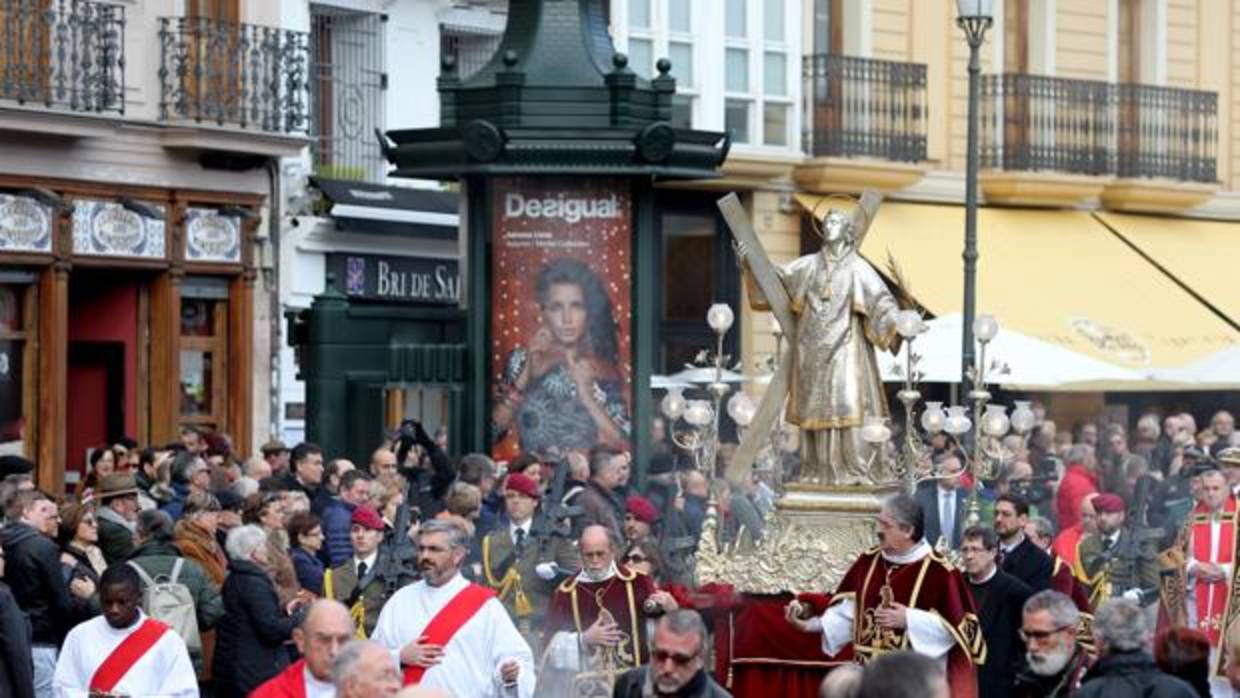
[0,404,1239,698]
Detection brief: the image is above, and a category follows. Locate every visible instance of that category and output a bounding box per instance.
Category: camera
[1010,475,1054,505]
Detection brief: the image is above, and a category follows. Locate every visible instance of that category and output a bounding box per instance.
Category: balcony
[981,73,1218,210]
[157,16,310,159]
[0,0,125,136]
[795,53,929,194]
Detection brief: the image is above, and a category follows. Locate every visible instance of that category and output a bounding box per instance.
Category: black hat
[214,489,244,512]
[0,454,34,478]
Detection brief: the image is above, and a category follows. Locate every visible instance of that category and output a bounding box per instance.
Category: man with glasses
[960,525,1032,698]
[1012,590,1090,698]
[611,609,730,697]
[97,472,141,564]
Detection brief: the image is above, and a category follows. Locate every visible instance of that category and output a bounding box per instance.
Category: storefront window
[0,284,30,455]
[178,290,227,431]
[180,349,213,415]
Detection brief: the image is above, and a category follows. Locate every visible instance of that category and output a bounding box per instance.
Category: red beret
[505,473,541,500]
[626,495,658,525]
[1093,493,1125,514]
[350,506,385,531]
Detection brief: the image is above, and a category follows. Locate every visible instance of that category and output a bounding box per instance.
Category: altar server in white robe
[372,519,535,698]
[54,564,197,698]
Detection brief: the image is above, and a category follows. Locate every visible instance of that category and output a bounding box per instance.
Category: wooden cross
[714,190,883,481]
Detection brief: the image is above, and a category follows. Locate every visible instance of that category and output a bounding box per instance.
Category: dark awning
[311,177,459,241]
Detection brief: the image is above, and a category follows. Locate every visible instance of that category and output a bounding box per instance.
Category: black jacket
[0,581,34,698]
[212,558,304,698]
[1013,644,1091,698]
[969,569,1033,698]
[0,522,92,645]
[1001,536,1054,594]
[1076,650,1197,698]
[915,484,968,549]
[612,667,732,698]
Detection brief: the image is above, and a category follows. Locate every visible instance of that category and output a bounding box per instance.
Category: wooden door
[0,0,52,104]
[184,0,242,121]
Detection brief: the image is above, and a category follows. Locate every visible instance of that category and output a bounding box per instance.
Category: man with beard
[996,494,1053,593]
[1076,493,1160,609]
[1012,590,1090,698]
[371,519,534,696]
[784,493,983,696]
[52,564,197,697]
[960,526,1032,698]
[541,524,661,698]
[611,610,731,697]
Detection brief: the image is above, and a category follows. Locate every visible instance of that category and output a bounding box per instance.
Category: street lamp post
[956,0,993,397]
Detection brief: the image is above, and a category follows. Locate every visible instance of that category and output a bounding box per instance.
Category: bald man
[251,599,355,698]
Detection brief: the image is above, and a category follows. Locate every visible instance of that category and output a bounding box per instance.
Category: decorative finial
[656,58,672,76]
[503,49,519,67]
[612,52,629,69]
[441,54,457,72]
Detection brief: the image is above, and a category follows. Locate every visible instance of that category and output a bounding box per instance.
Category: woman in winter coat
[174,492,229,586]
[57,503,105,587]
[212,524,306,698]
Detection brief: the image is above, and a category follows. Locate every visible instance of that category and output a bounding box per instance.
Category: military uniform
[323,549,417,638]
[480,515,580,652]
[1077,529,1161,608]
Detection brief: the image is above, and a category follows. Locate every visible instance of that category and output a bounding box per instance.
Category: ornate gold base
[697,484,897,594]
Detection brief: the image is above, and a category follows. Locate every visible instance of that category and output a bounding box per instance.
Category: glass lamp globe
[921,401,947,434]
[973,314,999,343]
[727,392,756,427]
[707,304,735,334]
[943,405,973,435]
[981,404,1011,437]
[895,310,924,339]
[860,416,892,444]
[683,400,714,427]
[1010,400,1036,434]
[660,388,686,420]
[956,0,994,20]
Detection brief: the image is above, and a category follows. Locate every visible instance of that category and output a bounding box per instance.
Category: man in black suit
[961,525,1032,698]
[916,451,968,550]
[995,493,1053,593]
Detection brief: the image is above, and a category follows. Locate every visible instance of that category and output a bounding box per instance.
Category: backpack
[127,559,201,653]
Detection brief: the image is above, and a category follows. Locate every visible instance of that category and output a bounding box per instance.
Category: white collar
[303,665,335,697]
[355,552,378,573]
[938,486,956,497]
[422,572,467,595]
[881,540,931,565]
[510,519,532,535]
[102,610,148,637]
[1001,533,1025,552]
[969,565,998,585]
[575,561,619,583]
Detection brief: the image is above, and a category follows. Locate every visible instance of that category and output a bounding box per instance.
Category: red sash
[89,618,169,693]
[402,583,496,685]
[1191,498,1236,646]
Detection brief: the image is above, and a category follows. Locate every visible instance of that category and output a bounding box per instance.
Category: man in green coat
[323,506,416,637]
[96,473,140,564]
[127,508,225,672]
[1077,493,1160,609]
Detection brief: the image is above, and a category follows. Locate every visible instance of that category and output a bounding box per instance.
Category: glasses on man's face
[652,649,696,667]
[1019,624,1072,643]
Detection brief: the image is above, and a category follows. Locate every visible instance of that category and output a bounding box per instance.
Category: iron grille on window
[309,6,386,183]
[440,24,501,82]
[158,16,309,133]
[802,53,927,162]
[981,74,1217,183]
[0,0,125,113]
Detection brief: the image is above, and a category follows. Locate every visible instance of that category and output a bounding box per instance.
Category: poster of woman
[490,177,633,462]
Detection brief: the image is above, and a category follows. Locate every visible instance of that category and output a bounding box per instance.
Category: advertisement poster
[490,177,633,463]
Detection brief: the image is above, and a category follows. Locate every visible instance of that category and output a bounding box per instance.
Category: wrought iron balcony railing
[802,53,927,163]
[0,0,126,113]
[982,73,1217,183]
[158,16,309,134]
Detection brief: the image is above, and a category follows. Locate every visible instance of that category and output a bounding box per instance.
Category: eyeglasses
[652,649,697,666]
[623,554,648,564]
[1019,624,1072,643]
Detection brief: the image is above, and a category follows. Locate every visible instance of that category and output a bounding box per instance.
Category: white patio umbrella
[877,313,1146,389]
[1151,345,1240,388]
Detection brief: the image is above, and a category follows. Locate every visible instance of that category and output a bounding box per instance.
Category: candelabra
[659,304,755,474]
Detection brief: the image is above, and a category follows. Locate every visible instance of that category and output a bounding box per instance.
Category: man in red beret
[479,473,579,653]
[623,495,658,545]
[323,506,417,637]
[1076,492,1159,609]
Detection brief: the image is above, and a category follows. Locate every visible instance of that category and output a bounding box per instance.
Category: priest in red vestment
[539,524,661,698]
[785,493,984,698]
[251,599,355,698]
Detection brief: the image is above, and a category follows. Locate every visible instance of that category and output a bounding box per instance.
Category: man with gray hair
[611,609,731,697]
[1012,590,1089,698]
[785,493,982,692]
[1074,598,1195,697]
[333,639,401,698]
[371,518,534,697]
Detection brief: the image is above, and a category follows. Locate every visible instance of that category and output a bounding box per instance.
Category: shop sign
[326,253,460,304]
[72,199,166,259]
[185,208,242,263]
[0,195,51,253]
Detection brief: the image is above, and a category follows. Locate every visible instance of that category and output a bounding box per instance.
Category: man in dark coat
[0,548,35,698]
[575,447,628,541]
[960,525,1032,698]
[1076,597,1196,698]
[916,451,969,549]
[1012,590,1091,698]
[612,610,731,698]
[995,493,1053,592]
[0,490,94,694]
[96,472,140,563]
[213,524,306,698]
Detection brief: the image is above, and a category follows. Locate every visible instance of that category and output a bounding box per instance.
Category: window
[763,52,786,96]
[629,0,651,27]
[0,284,31,455]
[628,37,654,77]
[669,41,693,86]
[763,0,784,41]
[726,0,747,37]
[725,49,749,92]
[179,291,228,431]
[763,102,788,146]
[668,0,691,32]
[725,99,751,144]
[621,0,698,125]
[310,6,386,182]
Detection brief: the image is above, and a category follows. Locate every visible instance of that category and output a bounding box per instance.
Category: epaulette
[928,548,956,570]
